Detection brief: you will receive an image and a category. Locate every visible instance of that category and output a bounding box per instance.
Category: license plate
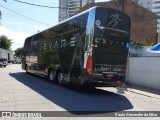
[103,74,113,78]
[107,74,113,77]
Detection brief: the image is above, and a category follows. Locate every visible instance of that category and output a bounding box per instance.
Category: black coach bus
[22,7,131,87]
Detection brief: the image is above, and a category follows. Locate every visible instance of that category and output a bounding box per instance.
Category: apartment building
[152,0,160,32]
[59,0,95,22]
[133,0,160,32]
[137,0,153,10]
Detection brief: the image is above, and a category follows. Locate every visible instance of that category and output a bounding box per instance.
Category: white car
[13,59,21,64]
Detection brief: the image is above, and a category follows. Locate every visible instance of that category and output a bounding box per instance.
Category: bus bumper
[83,75,125,87]
[86,80,124,87]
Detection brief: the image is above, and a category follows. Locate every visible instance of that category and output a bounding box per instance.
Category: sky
[0,0,109,51]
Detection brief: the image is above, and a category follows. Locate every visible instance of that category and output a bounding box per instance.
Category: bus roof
[25,6,130,40]
[25,6,97,39]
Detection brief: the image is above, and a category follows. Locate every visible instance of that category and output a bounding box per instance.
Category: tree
[0,35,12,49]
[15,47,23,57]
[0,0,7,20]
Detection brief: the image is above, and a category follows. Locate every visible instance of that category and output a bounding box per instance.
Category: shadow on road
[9,72,133,115]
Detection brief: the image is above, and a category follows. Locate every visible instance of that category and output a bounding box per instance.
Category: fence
[128,57,160,90]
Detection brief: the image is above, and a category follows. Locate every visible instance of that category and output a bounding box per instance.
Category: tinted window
[69,12,89,28]
[23,38,31,55]
[23,35,39,55]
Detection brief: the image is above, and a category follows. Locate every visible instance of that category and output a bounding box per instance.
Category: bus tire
[57,72,64,85]
[48,69,56,83]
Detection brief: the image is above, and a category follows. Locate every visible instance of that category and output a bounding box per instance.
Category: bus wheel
[48,70,56,83]
[57,72,64,85]
[26,65,29,73]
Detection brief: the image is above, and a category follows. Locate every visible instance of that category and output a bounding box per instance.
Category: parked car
[13,59,21,64]
[0,58,8,67]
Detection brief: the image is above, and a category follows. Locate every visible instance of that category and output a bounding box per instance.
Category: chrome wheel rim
[49,71,55,81]
[58,73,63,84]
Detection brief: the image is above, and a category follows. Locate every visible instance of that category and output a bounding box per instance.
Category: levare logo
[107,13,122,28]
[49,37,76,49]
[94,38,125,47]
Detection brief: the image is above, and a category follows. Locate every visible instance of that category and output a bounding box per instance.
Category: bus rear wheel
[57,72,64,85]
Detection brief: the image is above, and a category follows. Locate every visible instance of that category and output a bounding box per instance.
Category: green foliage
[39,50,53,68]
[38,48,60,68]
[132,37,157,47]
[15,47,23,57]
[0,35,12,49]
[132,41,144,47]
[144,37,156,46]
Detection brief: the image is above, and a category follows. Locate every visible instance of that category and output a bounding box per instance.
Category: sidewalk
[99,83,160,99]
[122,84,160,99]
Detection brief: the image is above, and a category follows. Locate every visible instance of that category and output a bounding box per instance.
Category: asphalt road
[0,64,160,120]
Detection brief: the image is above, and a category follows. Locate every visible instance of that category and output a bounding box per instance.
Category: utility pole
[113,0,125,12]
[119,0,125,12]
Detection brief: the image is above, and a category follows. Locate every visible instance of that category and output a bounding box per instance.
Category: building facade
[131,0,138,3]
[77,0,158,45]
[59,0,95,22]
[132,0,160,32]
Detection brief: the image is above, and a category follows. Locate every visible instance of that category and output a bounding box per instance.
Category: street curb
[122,84,160,99]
